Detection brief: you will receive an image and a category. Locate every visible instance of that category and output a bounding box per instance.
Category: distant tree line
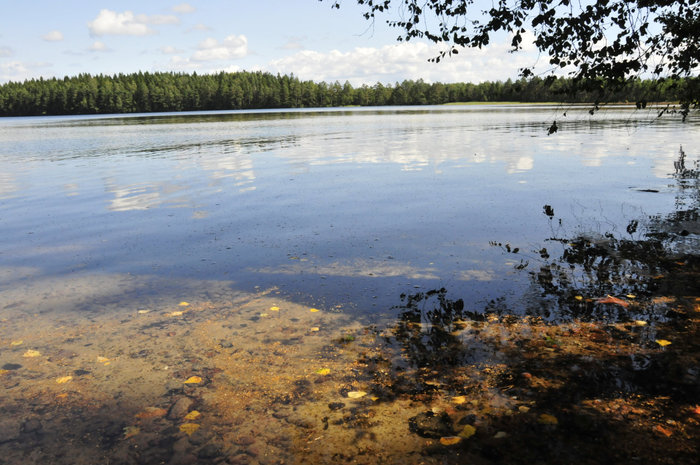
[0,71,693,117]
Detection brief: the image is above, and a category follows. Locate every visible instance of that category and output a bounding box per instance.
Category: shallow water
[0,106,698,464]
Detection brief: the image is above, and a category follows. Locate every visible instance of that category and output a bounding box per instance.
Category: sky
[0,1,547,85]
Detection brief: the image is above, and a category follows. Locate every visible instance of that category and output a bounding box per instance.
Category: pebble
[197,443,220,459]
[168,397,194,420]
[0,420,21,443]
[233,435,255,446]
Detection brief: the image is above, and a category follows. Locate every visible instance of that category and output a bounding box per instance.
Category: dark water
[1,105,698,318]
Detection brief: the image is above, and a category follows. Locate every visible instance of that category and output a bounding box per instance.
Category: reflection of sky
[0,171,17,199]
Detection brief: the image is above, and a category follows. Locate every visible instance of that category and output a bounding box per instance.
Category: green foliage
[0,71,692,117]
[327,0,699,117]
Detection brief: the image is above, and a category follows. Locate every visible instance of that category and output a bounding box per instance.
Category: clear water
[1,105,698,318]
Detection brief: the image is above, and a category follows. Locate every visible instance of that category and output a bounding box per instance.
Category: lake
[1,105,697,318]
[0,105,698,464]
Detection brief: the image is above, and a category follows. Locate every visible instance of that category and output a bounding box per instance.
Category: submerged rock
[408,411,453,438]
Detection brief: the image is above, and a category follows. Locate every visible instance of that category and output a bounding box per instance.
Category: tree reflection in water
[354,147,699,464]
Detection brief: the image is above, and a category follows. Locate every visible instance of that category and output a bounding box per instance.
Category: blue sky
[0,1,544,85]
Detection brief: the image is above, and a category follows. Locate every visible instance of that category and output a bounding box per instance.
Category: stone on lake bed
[408,411,453,438]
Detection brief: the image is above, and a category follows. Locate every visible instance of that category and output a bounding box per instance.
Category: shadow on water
[338,147,699,463]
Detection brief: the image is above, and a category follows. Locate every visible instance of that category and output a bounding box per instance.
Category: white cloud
[0,61,51,83]
[137,14,179,25]
[89,41,109,52]
[0,46,12,57]
[88,9,179,37]
[173,3,195,14]
[168,55,201,71]
[160,45,183,54]
[267,33,547,85]
[192,35,248,61]
[42,30,64,42]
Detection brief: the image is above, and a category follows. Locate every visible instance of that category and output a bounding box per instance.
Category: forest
[0,70,693,117]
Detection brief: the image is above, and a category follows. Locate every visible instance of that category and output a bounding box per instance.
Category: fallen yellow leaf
[537,413,558,425]
[97,356,110,363]
[56,376,73,384]
[137,310,150,314]
[596,295,629,307]
[347,391,367,398]
[634,320,648,326]
[459,424,476,439]
[179,423,200,436]
[123,426,140,439]
[574,295,583,301]
[168,311,184,317]
[135,407,168,419]
[655,339,672,347]
[309,308,320,312]
[10,340,23,346]
[315,368,330,376]
[452,396,467,405]
[440,436,462,446]
[184,376,202,384]
[653,425,672,437]
[269,306,280,311]
[518,406,531,413]
[626,294,636,299]
[184,410,201,421]
[0,369,9,376]
[23,349,41,358]
[178,302,190,307]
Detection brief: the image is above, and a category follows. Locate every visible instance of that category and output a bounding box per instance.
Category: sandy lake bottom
[1,269,698,465]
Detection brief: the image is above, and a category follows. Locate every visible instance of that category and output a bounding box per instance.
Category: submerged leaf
[178,302,190,307]
[184,410,201,421]
[309,308,320,313]
[123,426,140,439]
[634,320,648,326]
[537,413,558,425]
[315,368,331,376]
[184,376,202,384]
[691,405,700,415]
[269,306,280,311]
[452,396,467,405]
[596,295,629,307]
[574,295,583,301]
[168,311,184,317]
[459,424,476,439]
[23,349,41,358]
[0,369,9,376]
[10,340,23,346]
[655,339,672,347]
[56,375,73,384]
[179,423,200,436]
[440,436,462,445]
[653,425,672,437]
[347,391,367,399]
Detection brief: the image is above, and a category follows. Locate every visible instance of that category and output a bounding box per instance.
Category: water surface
[1,105,698,317]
